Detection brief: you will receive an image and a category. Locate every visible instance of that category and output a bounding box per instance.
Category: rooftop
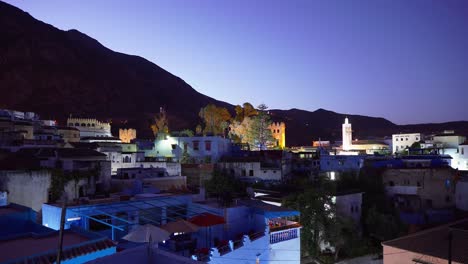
[88,244,200,264]
[382,218,468,263]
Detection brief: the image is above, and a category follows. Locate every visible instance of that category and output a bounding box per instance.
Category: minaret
[342,117,352,151]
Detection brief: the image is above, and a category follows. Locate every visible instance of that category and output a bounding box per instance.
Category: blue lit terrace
[41,194,301,264]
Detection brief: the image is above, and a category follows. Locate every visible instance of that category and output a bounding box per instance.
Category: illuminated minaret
[342,117,352,151]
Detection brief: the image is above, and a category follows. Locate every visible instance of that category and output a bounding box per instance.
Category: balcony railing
[269,222,302,233]
[270,228,299,244]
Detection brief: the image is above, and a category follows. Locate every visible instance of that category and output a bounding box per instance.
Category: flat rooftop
[0,206,25,216]
[383,218,468,263]
[0,231,90,263]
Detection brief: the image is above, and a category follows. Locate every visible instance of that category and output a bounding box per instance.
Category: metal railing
[270,228,299,244]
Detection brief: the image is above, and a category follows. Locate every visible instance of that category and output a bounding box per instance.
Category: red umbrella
[189,213,226,227]
[189,213,226,248]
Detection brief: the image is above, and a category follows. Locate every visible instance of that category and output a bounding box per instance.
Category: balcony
[270,228,299,244]
[268,218,301,244]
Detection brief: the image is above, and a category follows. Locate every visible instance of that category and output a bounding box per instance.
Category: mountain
[0,1,231,136]
[1,1,467,146]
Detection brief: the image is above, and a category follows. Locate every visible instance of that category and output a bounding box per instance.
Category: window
[416,137,419,141]
[417,181,421,187]
[242,169,246,177]
[395,138,398,141]
[406,138,408,141]
[389,181,395,187]
[462,147,465,155]
[171,144,177,150]
[249,170,254,176]
[193,141,199,151]
[205,141,212,151]
[183,143,188,152]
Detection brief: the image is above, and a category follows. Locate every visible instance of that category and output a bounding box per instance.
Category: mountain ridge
[1,1,467,146]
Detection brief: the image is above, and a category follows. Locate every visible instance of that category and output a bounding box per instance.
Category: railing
[249,231,265,241]
[233,239,243,249]
[270,228,299,244]
[269,222,302,233]
[217,244,231,256]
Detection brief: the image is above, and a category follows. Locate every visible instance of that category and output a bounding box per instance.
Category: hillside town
[0,104,467,264]
[2,0,468,263]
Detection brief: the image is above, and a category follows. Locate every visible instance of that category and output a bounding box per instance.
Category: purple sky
[5,0,468,124]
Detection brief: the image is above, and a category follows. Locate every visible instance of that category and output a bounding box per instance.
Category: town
[1,1,468,263]
[0,104,467,264]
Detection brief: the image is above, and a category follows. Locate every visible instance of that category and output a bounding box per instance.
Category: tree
[179,129,194,137]
[150,110,169,139]
[234,102,258,122]
[245,104,275,150]
[324,216,356,261]
[199,104,231,136]
[284,187,335,257]
[204,170,247,206]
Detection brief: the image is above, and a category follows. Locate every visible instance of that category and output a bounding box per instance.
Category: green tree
[284,187,334,257]
[204,170,247,206]
[245,104,275,150]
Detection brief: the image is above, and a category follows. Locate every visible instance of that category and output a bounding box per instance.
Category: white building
[145,135,231,164]
[340,118,389,154]
[67,118,112,138]
[458,142,468,171]
[392,133,422,154]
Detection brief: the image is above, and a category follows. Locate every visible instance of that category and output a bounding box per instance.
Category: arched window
[87,123,91,127]
[81,123,86,127]
[75,123,79,126]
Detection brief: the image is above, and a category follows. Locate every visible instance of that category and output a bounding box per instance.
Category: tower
[270,122,286,149]
[342,117,352,151]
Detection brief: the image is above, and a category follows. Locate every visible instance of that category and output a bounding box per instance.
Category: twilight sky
[6,0,468,124]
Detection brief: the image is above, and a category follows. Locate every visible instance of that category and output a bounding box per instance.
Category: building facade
[270,121,286,149]
[392,133,422,154]
[67,118,112,138]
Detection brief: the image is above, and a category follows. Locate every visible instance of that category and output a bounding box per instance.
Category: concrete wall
[217,162,283,181]
[320,155,365,173]
[456,181,468,211]
[0,170,51,212]
[182,164,214,188]
[335,192,362,222]
[111,176,187,192]
[382,168,456,210]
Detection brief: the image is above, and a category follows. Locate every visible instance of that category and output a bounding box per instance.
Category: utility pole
[56,193,67,264]
[448,229,452,264]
